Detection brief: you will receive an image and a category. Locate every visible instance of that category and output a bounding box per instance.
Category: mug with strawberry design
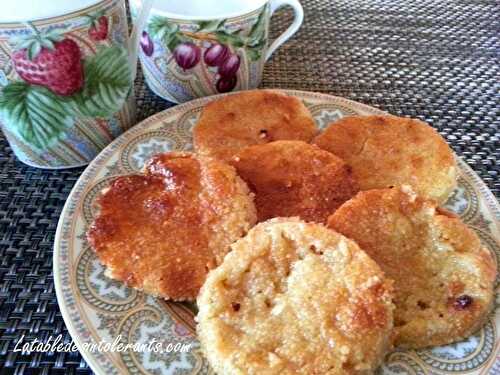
[130,0,304,103]
[0,0,136,168]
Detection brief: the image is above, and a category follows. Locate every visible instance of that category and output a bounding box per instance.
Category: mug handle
[265,0,304,61]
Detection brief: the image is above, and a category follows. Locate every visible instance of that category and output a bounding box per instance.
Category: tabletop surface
[0,0,498,373]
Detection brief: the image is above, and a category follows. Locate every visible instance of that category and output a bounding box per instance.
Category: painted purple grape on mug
[216,75,237,93]
[218,54,240,78]
[173,42,201,70]
[140,31,154,56]
[130,0,304,103]
[204,44,230,67]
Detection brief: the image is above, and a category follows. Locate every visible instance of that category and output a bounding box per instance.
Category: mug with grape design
[130,0,304,103]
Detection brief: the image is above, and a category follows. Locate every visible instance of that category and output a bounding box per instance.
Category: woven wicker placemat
[0,0,498,373]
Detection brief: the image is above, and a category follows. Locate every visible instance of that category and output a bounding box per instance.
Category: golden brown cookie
[193,90,318,162]
[313,115,457,203]
[197,218,394,374]
[231,140,358,223]
[327,186,496,348]
[86,152,256,301]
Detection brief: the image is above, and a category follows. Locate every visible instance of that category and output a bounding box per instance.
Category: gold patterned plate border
[53,90,500,375]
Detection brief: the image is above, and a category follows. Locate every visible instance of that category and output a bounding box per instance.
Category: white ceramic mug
[0,0,138,168]
[130,0,304,103]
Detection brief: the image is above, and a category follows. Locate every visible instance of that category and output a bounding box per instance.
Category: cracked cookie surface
[197,218,394,374]
[193,90,318,163]
[231,140,359,223]
[313,115,457,203]
[328,186,496,348]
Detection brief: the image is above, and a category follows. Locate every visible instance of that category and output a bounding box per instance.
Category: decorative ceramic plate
[54,90,500,375]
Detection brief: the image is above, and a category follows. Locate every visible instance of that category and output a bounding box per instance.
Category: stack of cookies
[87,90,496,374]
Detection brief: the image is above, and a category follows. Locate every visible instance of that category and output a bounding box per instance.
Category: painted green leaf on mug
[215,31,245,48]
[196,20,225,32]
[165,33,185,52]
[0,44,130,151]
[149,16,178,38]
[249,6,267,41]
[150,19,186,51]
[0,82,73,149]
[65,45,131,118]
[148,16,186,51]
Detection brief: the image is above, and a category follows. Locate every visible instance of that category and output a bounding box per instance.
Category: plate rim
[53,89,500,375]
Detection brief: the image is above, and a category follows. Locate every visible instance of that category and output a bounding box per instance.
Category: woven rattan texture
[0,0,498,373]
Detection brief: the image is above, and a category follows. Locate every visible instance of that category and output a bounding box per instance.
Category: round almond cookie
[86,152,257,301]
[193,90,318,162]
[313,115,457,203]
[197,218,394,374]
[231,140,359,223]
[327,186,496,349]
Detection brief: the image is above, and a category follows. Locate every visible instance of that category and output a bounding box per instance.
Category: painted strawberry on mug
[11,24,84,96]
[86,12,109,41]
